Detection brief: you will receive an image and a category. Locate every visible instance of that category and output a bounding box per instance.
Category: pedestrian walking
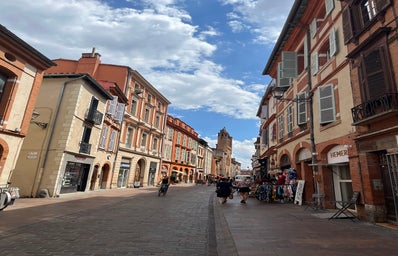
[238,177,252,204]
[216,177,232,204]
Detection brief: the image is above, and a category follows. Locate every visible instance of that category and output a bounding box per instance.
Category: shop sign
[327,145,348,164]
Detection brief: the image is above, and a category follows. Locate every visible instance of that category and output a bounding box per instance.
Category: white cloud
[220,0,294,43]
[1,0,261,120]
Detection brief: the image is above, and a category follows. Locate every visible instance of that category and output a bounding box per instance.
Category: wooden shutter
[282,51,297,78]
[297,92,307,125]
[342,5,354,44]
[325,0,335,15]
[318,84,336,124]
[311,53,319,75]
[108,129,117,152]
[310,19,317,38]
[108,96,117,115]
[99,125,108,149]
[362,46,387,100]
[277,62,291,88]
[375,0,391,13]
[115,103,125,123]
[329,27,338,57]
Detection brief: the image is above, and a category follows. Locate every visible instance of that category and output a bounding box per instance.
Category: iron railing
[351,93,398,124]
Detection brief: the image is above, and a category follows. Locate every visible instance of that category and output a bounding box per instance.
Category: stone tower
[215,127,232,177]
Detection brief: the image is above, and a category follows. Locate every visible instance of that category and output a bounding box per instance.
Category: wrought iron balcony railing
[79,141,91,154]
[351,93,398,125]
[86,109,103,125]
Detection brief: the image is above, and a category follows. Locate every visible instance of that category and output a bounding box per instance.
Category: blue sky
[1,0,294,168]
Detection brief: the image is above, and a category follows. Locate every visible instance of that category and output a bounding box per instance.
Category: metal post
[306,28,320,202]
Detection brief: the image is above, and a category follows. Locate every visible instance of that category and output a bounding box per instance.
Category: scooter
[0,182,20,211]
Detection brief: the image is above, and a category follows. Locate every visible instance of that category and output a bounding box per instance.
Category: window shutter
[342,6,354,44]
[325,0,334,15]
[297,92,307,125]
[375,0,390,13]
[281,51,297,78]
[115,103,125,123]
[329,27,338,57]
[261,105,268,119]
[318,84,336,124]
[277,62,291,88]
[278,115,284,141]
[311,52,319,75]
[310,18,317,38]
[108,96,117,116]
[108,130,117,152]
[99,125,108,149]
[363,47,387,100]
[287,105,293,133]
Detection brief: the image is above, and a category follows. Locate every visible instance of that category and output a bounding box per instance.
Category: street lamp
[30,109,48,129]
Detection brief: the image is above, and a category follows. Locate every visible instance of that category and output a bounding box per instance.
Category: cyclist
[158,175,170,195]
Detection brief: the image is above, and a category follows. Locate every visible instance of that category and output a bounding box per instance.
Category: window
[342,0,391,43]
[297,92,308,125]
[175,147,180,160]
[277,62,291,88]
[108,130,117,152]
[152,137,158,151]
[141,133,147,147]
[144,106,150,122]
[278,115,284,142]
[318,84,336,124]
[0,73,9,120]
[107,96,118,116]
[147,94,152,104]
[287,105,293,137]
[359,44,393,101]
[155,114,160,128]
[130,96,138,115]
[176,132,181,144]
[115,103,125,123]
[99,125,108,149]
[125,127,134,147]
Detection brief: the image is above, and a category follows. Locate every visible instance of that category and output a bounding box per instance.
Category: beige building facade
[12,74,113,197]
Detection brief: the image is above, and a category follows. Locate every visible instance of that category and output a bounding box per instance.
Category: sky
[1,0,294,169]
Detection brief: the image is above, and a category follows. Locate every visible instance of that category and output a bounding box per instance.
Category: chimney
[77,47,101,76]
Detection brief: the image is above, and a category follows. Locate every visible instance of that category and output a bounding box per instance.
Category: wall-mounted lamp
[31,109,48,129]
[272,86,313,102]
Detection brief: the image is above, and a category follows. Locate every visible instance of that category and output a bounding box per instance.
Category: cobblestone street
[0,185,216,256]
[1,184,398,256]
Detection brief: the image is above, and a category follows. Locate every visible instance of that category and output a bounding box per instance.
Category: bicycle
[158,183,169,196]
[0,182,20,211]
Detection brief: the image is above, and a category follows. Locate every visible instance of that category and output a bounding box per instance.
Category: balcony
[79,141,91,154]
[86,109,103,125]
[351,93,398,125]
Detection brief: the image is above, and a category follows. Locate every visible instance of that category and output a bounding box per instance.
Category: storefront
[327,145,353,203]
[118,159,131,188]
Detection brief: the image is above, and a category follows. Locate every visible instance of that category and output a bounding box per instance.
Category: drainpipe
[33,75,86,197]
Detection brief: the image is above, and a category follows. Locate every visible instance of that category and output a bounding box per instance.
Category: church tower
[215,127,232,177]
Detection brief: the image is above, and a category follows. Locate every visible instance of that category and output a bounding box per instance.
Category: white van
[234,175,252,182]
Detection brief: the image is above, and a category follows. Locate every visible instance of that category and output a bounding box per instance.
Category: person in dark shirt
[216,177,232,204]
